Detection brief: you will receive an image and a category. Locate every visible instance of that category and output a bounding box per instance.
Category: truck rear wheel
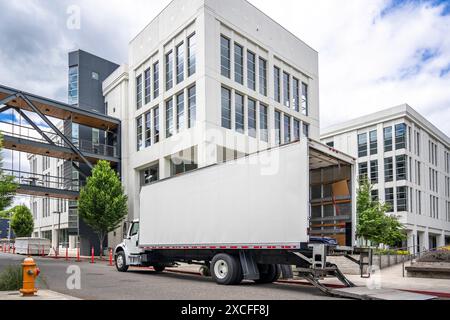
[115,251,129,272]
[254,264,281,284]
[211,254,242,285]
[153,265,166,273]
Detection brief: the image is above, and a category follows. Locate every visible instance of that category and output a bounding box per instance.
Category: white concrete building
[321,104,450,252]
[103,0,320,246]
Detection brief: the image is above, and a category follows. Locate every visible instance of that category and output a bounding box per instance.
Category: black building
[66,49,119,256]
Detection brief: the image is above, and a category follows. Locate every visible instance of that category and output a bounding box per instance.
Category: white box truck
[114,139,361,288]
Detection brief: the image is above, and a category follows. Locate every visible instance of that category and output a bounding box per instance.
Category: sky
[0,0,449,208]
[0,0,449,134]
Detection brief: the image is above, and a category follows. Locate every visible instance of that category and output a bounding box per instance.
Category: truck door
[126,222,140,254]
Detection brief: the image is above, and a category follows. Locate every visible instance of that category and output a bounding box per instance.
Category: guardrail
[3,169,84,192]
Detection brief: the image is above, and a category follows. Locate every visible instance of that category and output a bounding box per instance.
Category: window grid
[247,50,256,91]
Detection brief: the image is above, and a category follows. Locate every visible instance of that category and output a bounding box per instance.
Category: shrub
[0,266,22,291]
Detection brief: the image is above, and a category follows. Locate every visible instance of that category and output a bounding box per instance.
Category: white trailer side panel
[139,140,309,247]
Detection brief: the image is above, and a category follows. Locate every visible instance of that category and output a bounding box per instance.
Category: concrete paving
[0,290,80,300]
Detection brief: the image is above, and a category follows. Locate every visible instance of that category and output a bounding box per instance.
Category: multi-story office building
[103,0,320,246]
[30,50,119,254]
[321,104,450,252]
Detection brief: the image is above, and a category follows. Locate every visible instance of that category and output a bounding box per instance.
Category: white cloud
[249,0,450,135]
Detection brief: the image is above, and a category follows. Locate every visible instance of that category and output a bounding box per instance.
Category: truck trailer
[114,139,369,290]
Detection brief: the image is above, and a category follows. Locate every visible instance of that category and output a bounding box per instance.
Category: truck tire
[254,264,280,284]
[115,251,129,272]
[153,265,166,273]
[211,254,242,285]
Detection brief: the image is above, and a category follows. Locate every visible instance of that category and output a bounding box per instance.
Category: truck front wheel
[115,251,129,272]
[211,254,242,285]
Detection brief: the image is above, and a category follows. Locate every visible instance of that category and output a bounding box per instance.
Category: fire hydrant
[20,257,40,297]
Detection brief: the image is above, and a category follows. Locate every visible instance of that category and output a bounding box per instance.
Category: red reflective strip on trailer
[141,244,300,250]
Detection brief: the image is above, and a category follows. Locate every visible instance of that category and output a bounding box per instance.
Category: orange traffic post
[76,247,81,262]
[109,248,113,266]
[13,245,16,254]
[90,246,95,264]
[65,247,69,261]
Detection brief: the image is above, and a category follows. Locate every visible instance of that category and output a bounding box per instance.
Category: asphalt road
[0,252,343,300]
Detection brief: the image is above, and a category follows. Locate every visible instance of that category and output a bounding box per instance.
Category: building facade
[103,0,320,247]
[321,105,450,252]
[30,50,119,254]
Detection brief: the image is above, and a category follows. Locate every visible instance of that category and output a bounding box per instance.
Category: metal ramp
[329,287,437,300]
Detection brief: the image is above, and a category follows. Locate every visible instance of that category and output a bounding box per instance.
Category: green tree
[0,133,18,211]
[78,160,128,256]
[0,210,12,219]
[356,177,406,247]
[10,205,34,238]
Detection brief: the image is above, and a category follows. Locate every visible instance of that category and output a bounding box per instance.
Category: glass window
[301,82,308,116]
[176,42,184,84]
[72,123,79,147]
[176,92,184,132]
[68,66,79,105]
[369,130,378,155]
[359,162,368,181]
[370,160,378,184]
[293,119,300,141]
[136,74,143,109]
[293,78,300,112]
[384,127,393,152]
[259,57,267,96]
[221,87,231,129]
[302,123,310,138]
[165,51,174,91]
[92,128,100,145]
[136,117,143,151]
[235,93,244,134]
[142,165,159,186]
[188,85,196,128]
[234,43,244,85]
[248,98,257,138]
[274,66,280,102]
[145,111,151,148]
[144,68,151,105]
[396,155,407,181]
[247,51,256,90]
[166,98,174,138]
[385,188,394,212]
[358,133,367,157]
[220,36,231,78]
[397,186,408,212]
[188,33,196,77]
[385,157,394,182]
[326,141,334,148]
[260,104,268,142]
[153,61,160,99]
[284,114,291,143]
[275,110,281,145]
[371,189,379,202]
[153,106,160,144]
[395,123,406,150]
[283,72,290,108]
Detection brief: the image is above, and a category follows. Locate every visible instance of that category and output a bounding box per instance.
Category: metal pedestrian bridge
[0,84,121,200]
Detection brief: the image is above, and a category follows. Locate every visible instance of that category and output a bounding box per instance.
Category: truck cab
[114,220,141,271]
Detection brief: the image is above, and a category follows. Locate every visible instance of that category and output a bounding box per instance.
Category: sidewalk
[0,290,80,300]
